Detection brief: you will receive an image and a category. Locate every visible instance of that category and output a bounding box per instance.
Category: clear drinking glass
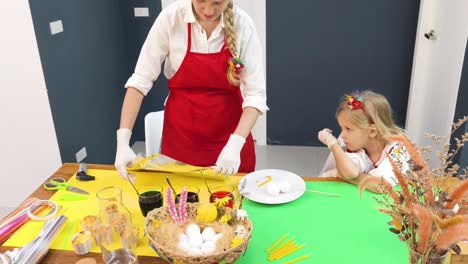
[138,185,163,217]
[98,225,139,264]
[96,186,138,263]
[209,184,235,208]
[174,185,200,204]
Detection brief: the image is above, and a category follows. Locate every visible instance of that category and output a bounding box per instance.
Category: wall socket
[75,147,87,163]
[49,20,64,35]
[134,7,149,17]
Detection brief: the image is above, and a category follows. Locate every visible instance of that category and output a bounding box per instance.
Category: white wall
[407,0,468,167]
[0,0,62,207]
[235,0,267,145]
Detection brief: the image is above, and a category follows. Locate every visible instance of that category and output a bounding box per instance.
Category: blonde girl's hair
[336,90,406,143]
[223,0,240,86]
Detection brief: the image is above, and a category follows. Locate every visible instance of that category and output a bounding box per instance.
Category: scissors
[44,177,89,195]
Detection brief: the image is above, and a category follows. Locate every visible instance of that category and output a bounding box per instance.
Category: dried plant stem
[364,117,468,259]
[412,204,433,253]
[448,180,468,208]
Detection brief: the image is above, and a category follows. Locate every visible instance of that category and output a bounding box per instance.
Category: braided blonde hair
[223,0,240,86]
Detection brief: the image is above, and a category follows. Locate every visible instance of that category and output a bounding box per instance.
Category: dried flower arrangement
[359,116,468,264]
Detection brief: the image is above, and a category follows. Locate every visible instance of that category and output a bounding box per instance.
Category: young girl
[318,91,410,190]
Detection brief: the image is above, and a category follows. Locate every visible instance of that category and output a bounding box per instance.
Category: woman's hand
[215,134,245,176]
[318,128,339,149]
[114,128,137,179]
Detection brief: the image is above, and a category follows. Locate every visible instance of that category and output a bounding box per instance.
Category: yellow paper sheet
[4,169,241,257]
[127,154,224,180]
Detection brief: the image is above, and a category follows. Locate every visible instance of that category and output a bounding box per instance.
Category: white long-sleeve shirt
[320,138,411,185]
[125,0,269,113]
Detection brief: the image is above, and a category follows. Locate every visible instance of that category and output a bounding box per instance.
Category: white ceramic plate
[238,169,306,204]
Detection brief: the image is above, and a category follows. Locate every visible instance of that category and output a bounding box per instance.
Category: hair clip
[345,92,363,110]
[228,57,245,74]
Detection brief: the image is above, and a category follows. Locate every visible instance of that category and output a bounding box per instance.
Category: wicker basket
[145,203,253,264]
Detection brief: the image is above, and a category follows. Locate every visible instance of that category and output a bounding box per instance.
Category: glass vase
[96,186,138,263]
[408,247,447,264]
[96,186,132,227]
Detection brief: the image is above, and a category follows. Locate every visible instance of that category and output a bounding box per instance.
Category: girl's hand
[318,128,339,149]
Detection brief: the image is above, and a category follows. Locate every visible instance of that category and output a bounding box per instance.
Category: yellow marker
[284,253,312,264]
[266,233,288,253]
[257,175,272,187]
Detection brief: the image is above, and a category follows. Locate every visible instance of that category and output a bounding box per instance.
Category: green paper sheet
[237,181,408,264]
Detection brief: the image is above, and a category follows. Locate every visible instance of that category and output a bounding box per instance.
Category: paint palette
[238,169,306,204]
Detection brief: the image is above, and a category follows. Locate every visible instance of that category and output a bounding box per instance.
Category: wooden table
[2,164,465,264]
[0,163,345,264]
[0,164,169,264]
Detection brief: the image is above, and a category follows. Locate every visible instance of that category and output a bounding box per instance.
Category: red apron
[161,23,255,173]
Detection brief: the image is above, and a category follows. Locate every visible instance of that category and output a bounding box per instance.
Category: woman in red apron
[114,0,268,177]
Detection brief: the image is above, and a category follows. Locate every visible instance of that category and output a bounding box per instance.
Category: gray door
[266,0,420,146]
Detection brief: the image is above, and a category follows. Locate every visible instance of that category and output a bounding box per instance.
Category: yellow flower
[230,236,244,248]
[173,261,186,264]
[152,219,162,228]
[219,214,232,224]
[214,197,231,207]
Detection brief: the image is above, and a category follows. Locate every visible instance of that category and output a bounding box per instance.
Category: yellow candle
[279,244,305,259]
[269,242,298,260]
[284,253,312,264]
[265,233,288,253]
[269,239,294,256]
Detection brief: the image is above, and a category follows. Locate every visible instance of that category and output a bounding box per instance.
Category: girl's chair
[144,111,164,157]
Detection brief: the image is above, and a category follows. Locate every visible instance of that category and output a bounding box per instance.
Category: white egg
[178,233,189,243]
[266,183,280,196]
[201,241,217,255]
[187,247,203,256]
[279,181,291,193]
[177,240,190,253]
[201,227,216,242]
[188,233,203,248]
[212,233,224,242]
[186,224,201,236]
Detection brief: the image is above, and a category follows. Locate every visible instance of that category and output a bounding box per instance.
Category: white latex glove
[215,134,246,176]
[318,128,339,149]
[114,128,136,180]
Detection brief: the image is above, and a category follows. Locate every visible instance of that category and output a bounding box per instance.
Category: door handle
[424,30,437,40]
